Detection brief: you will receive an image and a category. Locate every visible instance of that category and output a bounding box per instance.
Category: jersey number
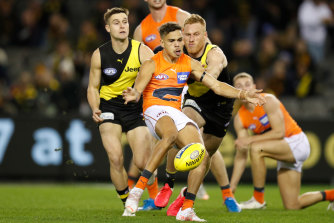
[153,87,183,101]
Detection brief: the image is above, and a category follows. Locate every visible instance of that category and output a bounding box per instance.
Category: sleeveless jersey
[141,6,178,52]
[143,51,192,112]
[99,38,141,102]
[237,93,302,137]
[185,43,234,106]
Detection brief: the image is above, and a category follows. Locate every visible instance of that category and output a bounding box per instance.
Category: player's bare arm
[87,49,103,123]
[139,43,154,63]
[122,59,155,104]
[133,24,142,42]
[176,9,191,27]
[205,47,227,79]
[190,58,265,105]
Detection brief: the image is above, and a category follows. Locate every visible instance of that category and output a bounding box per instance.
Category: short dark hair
[104,7,129,24]
[159,22,182,38]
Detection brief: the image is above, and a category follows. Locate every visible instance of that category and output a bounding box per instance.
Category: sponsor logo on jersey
[155,74,169,80]
[124,66,140,72]
[145,34,156,43]
[177,72,190,84]
[259,114,269,126]
[103,68,117,76]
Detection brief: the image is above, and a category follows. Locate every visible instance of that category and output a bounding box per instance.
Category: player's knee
[284,202,301,210]
[250,143,264,156]
[108,155,124,170]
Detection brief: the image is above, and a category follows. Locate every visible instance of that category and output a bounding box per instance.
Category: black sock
[254,186,265,193]
[116,186,130,206]
[165,170,176,189]
[185,192,196,201]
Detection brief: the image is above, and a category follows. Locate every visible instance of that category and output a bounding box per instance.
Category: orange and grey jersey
[237,93,302,137]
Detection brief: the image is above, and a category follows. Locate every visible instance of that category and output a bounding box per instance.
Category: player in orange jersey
[122,22,265,221]
[230,72,334,210]
[133,0,190,53]
[163,14,241,215]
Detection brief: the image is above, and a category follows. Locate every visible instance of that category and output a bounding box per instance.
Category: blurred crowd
[0,0,333,118]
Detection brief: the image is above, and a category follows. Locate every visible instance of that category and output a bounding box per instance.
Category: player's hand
[244,89,266,106]
[235,137,251,152]
[92,109,103,123]
[122,87,140,104]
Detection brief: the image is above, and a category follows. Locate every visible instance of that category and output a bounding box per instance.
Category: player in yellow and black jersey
[87,7,157,216]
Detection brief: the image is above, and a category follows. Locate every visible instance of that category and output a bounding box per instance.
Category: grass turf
[0,183,333,223]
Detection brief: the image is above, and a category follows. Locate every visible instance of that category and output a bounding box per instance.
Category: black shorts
[99,98,146,132]
[183,98,232,138]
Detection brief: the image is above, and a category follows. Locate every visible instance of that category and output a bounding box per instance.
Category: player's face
[183,23,206,55]
[146,0,166,9]
[234,77,255,91]
[161,30,184,59]
[105,13,129,40]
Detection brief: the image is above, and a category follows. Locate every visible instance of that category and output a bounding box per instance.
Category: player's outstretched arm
[122,59,155,104]
[190,59,266,105]
[87,49,103,123]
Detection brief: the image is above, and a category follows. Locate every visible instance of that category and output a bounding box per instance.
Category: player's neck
[149,4,167,22]
[111,37,129,54]
[162,50,179,63]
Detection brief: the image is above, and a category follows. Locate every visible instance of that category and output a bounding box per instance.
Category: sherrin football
[174,143,205,172]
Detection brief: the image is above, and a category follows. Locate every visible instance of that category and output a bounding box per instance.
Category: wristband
[200,71,206,82]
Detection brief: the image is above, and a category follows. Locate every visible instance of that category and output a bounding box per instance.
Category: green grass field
[0,183,333,223]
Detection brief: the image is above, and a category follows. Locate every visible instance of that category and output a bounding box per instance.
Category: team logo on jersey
[259,114,269,126]
[155,74,169,80]
[249,124,256,130]
[177,72,190,84]
[145,34,157,42]
[103,68,117,76]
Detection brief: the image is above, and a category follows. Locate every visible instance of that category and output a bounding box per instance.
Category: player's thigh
[99,122,123,157]
[202,133,222,156]
[251,139,295,163]
[175,123,203,148]
[155,115,179,141]
[182,106,206,128]
[277,168,301,209]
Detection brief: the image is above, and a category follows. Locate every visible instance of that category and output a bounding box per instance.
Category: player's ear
[105,24,111,33]
[160,39,165,48]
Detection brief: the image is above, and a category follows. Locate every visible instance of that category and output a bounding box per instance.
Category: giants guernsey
[141,6,178,52]
[237,93,302,137]
[99,38,141,103]
[143,51,192,112]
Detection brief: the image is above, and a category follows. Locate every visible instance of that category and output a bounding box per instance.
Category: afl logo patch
[249,124,256,130]
[155,74,169,80]
[103,68,117,76]
[145,34,156,43]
